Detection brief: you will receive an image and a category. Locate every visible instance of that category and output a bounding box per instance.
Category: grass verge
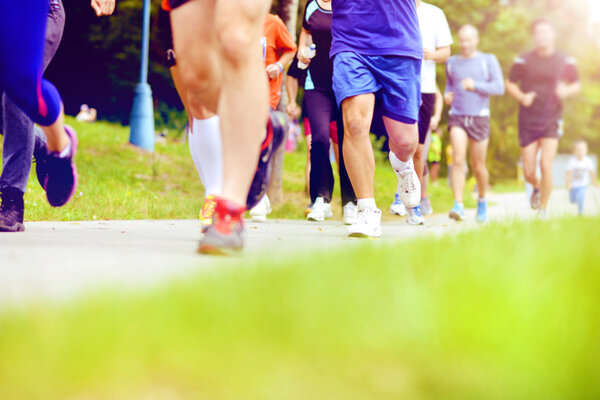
[0,217,599,399]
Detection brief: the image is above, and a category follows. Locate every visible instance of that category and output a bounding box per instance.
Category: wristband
[275,61,283,73]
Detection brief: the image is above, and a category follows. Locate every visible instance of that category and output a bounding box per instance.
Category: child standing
[566,140,598,216]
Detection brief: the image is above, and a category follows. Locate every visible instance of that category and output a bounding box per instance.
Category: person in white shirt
[391,0,452,225]
[566,140,598,216]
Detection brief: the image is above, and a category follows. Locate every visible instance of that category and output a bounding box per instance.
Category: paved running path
[1,189,598,306]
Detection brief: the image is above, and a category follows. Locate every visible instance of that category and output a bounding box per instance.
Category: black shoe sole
[0,222,25,232]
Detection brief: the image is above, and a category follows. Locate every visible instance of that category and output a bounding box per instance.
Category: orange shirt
[161,0,171,11]
[262,14,297,109]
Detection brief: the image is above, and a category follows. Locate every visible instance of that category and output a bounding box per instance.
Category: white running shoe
[343,202,358,225]
[406,206,425,225]
[307,197,333,222]
[394,167,421,208]
[348,207,382,238]
[389,192,408,216]
[249,195,272,222]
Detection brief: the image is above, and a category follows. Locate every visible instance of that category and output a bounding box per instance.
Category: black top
[302,0,334,92]
[509,50,579,132]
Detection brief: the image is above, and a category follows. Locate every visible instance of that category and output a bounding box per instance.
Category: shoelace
[402,172,416,193]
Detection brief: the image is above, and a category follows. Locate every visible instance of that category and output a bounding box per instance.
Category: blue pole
[129,0,155,151]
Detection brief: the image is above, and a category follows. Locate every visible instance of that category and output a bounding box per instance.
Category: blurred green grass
[0,217,599,399]
[0,117,477,222]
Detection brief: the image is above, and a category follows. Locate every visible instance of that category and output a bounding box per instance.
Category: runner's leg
[341,94,376,199]
[539,137,558,210]
[469,137,489,200]
[450,126,468,203]
[521,141,541,189]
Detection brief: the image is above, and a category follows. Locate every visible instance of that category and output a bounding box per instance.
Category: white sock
[58,141,71,159]
[479,196,486,202]
[357,198,376,211]
[389,151,412,172]
[190,116,223,197]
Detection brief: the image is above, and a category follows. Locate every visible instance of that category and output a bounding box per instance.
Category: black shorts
[158,7,176,68]
[518,119,562,148]
[448,115,490,142]
[169,0,190,9]
[418,93,436,145]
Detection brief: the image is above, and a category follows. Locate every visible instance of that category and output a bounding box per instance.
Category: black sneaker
[44,126,78,207]
[0,187,25,232]
[198,197,245,255]
[246,111,286,209]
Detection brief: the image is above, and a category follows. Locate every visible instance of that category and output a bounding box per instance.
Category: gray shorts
[448,115,490,142]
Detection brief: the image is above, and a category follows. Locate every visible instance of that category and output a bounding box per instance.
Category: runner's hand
[266,64,282,80]
[430,116,440,131]
[298,46,311,65]
[287,102,301,120]
[423,48,433,61]
[444,92,454,105]
[555,82,571,100]
[520,92,537,107]
[91,0,116,16]
[461,78,475,91]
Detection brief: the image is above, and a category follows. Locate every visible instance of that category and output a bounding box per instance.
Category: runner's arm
[430,87,444,130]
[90,0,116,16]
[473,55,505,96]
[566,170,571,191]
[285,75,300,118]
[444,62,454,105]
[424,46,451,64]
[297,29,313,65]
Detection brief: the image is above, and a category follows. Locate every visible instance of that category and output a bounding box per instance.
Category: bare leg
[450,127,468,203]
[384,117,418,162]
[430,163,440,183]
[521,141,541,189]
[305,134,312,198]
[341,94,376,198]
[39,107,68,152]
[469,138,489,199]
[539,138,558,210]
[172,0,269,205]
[413,143,426,193]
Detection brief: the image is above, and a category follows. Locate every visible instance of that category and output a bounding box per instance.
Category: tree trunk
[268,0,300,205]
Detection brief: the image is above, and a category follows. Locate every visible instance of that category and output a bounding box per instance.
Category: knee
[216,5,264,67]
[389,133,416,154]
[523,168,537,182]
[344,114,369,140]
[473,161,488,175]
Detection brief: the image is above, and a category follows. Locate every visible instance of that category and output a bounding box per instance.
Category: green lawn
[0,117,476,222]
[0,217,598,399]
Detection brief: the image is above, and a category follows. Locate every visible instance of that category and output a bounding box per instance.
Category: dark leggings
[0,0,62,126]
[304,89,355,205]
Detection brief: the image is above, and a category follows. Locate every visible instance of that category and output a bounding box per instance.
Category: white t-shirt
[567,156,594,188]
[417,2,453,94]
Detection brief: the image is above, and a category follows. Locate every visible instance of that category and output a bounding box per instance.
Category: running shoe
[44,125,78,207]
[530,188,541,210]
[249,194,272,222]
[389,193,408,216]
[200,195,217,231]
[536,209,548,220]
[476,199,487,223]
[198,197,246,255]
[342,201,358,225]
[407,206,425,225]
[348,207,382,238]
[449,201,466,221]
[307,197,333,222]
[394,167,421,208]
[420,196,433,216]
[0,187,25,232]
[246,111,286,210]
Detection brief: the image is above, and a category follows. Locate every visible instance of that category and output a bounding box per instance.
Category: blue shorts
[332,52,421,124]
